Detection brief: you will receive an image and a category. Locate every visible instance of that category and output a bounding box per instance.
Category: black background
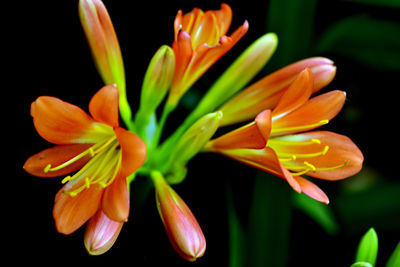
[6,0,400,266]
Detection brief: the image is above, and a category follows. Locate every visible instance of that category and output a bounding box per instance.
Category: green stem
[151,104,174,151]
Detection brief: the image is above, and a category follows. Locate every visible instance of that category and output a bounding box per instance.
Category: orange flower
[219,57,337,126]
[167,3,249,108]
[205,69,363,203]
[23,85,146,235]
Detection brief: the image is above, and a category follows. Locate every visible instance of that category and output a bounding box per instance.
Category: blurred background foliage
[12,0,400,266]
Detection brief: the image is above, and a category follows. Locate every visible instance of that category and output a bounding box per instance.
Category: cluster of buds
[23,0,363,261]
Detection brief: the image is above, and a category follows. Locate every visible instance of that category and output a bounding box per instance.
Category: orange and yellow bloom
[167,3,249,108]
[25,0,365,260]
[205,69,363,203]
[24,85,146,251]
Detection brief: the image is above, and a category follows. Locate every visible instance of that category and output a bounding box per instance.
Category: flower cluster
[24,0,363,261]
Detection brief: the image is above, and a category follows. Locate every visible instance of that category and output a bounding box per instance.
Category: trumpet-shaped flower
[167,3,249,108]
[151,171,206,262]
[23,85,146,235]
[205,69,363,203]
[219,57,337,126]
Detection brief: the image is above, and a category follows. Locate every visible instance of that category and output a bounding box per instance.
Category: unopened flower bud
[151,171,206,261]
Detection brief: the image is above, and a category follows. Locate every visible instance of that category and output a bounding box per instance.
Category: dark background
[7,0,400,266]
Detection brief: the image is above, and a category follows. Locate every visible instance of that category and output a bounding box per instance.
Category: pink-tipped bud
[151,171,206,261]
[84,210,123,255]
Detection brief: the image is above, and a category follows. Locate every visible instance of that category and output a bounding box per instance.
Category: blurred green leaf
[226,183,246,267]
[355,228,378,265]
[316,15,400,71]
[335,183,400,232]
[342,0,400,8]
[266,0,317,68]
[292,192,339,235]
[386,242,400,267]
[248,172,292,267]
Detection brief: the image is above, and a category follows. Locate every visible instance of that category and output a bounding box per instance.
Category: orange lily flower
[205,69,363,204]
[167,3,249,108]
[219,57,337,126]
[23,85,146,235]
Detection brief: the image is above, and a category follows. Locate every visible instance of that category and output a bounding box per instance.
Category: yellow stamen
[271,120,329,135]
[61,176,72,184]
[278,145,329,160]
[60,137,122,197]
[43,136,116,173]
[303,161,316,171]
[269,138,321,146]
[279,155,297,162]
[85,177,91,189]
[93,136,117,154]
[315,161,349,171]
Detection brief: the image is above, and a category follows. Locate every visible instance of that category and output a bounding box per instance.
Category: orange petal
[271,90,346,136]
[31,96,105,145]
[216,147,301,193]
[220,57,336,126]
[191,11,219,48]
[189,20,249,77]
[53,184,103,234]
[170,30,193,104]
[114,127,147,178]
[272,68,313,120]
[293,176,329,204]
[213,4,232,36]
[89,85,119,127]
[102,175,129,222]
[207,110,271,150]
[274,131,363,180]
[23,144,92,177]
[84,209,123,255]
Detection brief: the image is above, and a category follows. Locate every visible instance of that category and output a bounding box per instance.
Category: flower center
[268,137,348,176]
[43,135,122,197]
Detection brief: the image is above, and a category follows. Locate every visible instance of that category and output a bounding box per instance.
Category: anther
[88,147,95,157]
[322,145,329,155]
[62,176,72,184]
[311,139,321,144]
[99,181,108,188]
[85,177,91,189]
[303,161,316,171]
[68,191,78,197]
[43,164,51,173]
